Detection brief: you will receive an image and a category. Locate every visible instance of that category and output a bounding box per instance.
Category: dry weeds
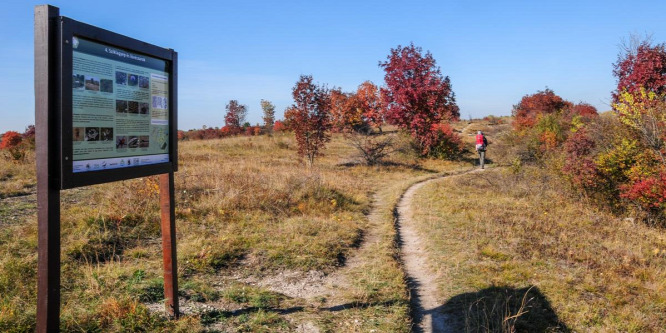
[0,128,471,332]
[412,167,666,331]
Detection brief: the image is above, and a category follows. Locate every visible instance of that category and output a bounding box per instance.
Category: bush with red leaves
[273,120,286,132]
[512,88,572,130]
[428,123,465,159]
[570,103,598,118]
[620,171,666,219]
[0,131,22,149]
[562,130,599,190]
[613,39,666,102]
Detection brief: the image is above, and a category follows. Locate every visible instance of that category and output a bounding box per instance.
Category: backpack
[475,134,486,151]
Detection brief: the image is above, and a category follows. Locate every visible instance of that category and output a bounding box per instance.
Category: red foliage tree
[0,131,22,149]
[512,88,572,130]
[224,100,247,135]
[285,75,331,167]
[613,39,666,102]
[380,43,459,155]
[356,81,384,132]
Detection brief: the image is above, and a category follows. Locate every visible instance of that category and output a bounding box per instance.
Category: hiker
[475,131,488,169]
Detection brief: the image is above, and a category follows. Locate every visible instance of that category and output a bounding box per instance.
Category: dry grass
[412,167,666,331]
[0,150,35,198]
[0,128,473,332]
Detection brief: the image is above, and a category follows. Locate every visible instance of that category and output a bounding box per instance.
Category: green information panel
[71,37,170,173]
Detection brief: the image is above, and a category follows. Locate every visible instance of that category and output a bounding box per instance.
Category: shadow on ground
[197,299,407,326]
[461,156,495,168]
[417,285,570,333]
[338,160,439,173]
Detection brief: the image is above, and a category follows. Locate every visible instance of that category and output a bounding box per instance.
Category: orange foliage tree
[329,88,363,132]
[355,81,384,132]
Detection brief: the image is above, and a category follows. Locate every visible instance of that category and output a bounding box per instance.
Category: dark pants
[478,150,485,169]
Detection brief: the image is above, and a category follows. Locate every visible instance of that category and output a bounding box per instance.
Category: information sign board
[35,7,180,330]
[60,17,177,188]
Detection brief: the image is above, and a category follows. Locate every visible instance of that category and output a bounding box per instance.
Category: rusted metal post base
[159,172,179,317]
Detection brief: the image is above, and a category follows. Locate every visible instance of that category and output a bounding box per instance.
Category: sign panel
[59,17,178,189]
[71,37,170,173]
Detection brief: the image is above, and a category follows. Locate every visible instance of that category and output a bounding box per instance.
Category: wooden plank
[159,172,179,317]
[35,5,62,333]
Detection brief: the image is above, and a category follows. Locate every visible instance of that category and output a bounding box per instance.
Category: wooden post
[159,172,179,317]
[35,5,61,333]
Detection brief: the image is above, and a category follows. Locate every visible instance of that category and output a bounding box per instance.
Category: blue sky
[1,0,665,132]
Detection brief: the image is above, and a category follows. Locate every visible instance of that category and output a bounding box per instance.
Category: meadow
[411,137,666,331]
[0,126,471,332]
[2,117,665,332]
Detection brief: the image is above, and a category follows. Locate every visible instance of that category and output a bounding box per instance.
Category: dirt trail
[236,193,384,300]
[397,170,477,333]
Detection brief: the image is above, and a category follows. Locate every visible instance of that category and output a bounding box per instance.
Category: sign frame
[35,6,180,331]
[59,16,178,189]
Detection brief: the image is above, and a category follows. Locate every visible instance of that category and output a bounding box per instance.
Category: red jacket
[476,134,485,145]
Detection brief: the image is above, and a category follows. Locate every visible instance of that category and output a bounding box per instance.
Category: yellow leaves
[595,138,640,179]
[613,88,665,130]
[570,114,585,133]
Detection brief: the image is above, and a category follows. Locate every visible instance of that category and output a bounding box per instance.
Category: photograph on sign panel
[115,71,127,85]
[139,102,149,115]
[128,101,139,114]
[73,74,84,90]
[139,136,150,148]
[85,76,100,91]
[100,79,113,93]
[128,136,139,148]
[73,127,84,141]
[139,76,149,89]
[100,127,113,141]
[116,136,128,149]
[85,127,100,141]
[116,100,128,113]
[128,74,138,86]
[152,96,167,109]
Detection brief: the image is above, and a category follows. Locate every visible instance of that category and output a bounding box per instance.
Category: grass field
[412,167,666,331]
[5,117,661,332]
[0,126,474,332]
